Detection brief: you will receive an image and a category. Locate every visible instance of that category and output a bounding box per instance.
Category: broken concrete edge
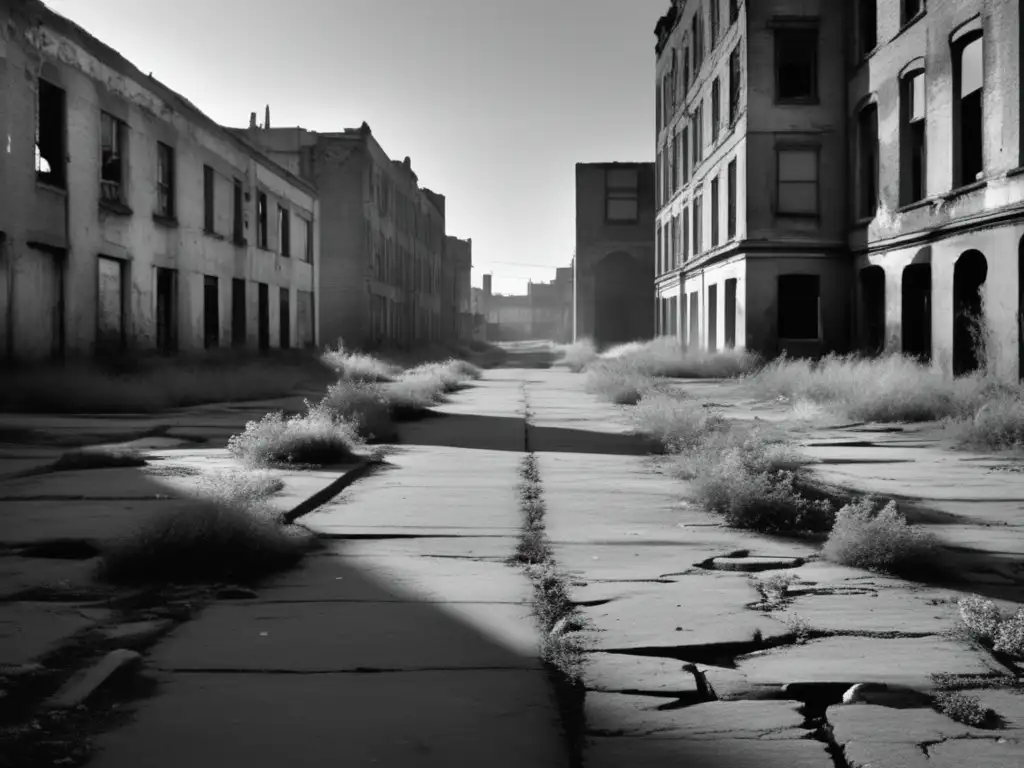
[514,385,588,767]
[46,648,142,709]
[281,452,391,525]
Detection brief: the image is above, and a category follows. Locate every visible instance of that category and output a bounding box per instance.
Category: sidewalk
[83,375,570,768]
[525,368,1024,768]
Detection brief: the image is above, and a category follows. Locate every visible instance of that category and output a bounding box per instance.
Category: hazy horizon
[47,0,662,295]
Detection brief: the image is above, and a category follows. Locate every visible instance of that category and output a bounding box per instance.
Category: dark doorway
[859,265,885,354]
[96,256,125,355]
[593,251,653,347]
[953,250,988,375]
[232,278,247,347]
[680,293,689,348]
[707,284,718,352]
[777,274,820,340]
[279,287,291,350]
[203,276,219,349]
[689,290,699,349]
[724,278,737,349]
[156,267,177,353]
[902,263,931,361]
[258,283,270,352]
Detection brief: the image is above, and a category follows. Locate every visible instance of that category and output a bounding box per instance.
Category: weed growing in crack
[931,672,1024,692]
[955,596,1024,658]
[933,692,999,728]
[822,498,942,577]
[753,574,794,609]
[785,613,813,644]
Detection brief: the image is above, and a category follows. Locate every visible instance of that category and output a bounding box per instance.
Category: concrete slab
[737,636,1002,688]
[0,467,179,500]
[333,535,517,562]
[0,602,108,667]
[152,599,542,672]
[778,588,957,635]
[0,555,98,599]
[584,652,698,696]
[0,498,187,545]
[584,736,833,768]
[90,669,567,768]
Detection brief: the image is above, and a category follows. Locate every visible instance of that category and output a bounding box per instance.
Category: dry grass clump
[673,427,832,533]
[554,339,599,373]
[319,381,397,443]
[603,337,760,379]
[957,596,1024,658]
[320,341,400,383]
[584,360,660,405]
[821,498,942,576]
[942,391,1024,449]
[933,692,999,728]
[632,392,728,452]
[0,353,327,414]
[99,469,314,584]
[227,401,365,468]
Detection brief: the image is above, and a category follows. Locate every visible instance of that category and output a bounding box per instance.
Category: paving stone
[0,499,188,545]
[585,734,832,768]
[777,588,956,635]
[584,652,697,696]
[0,602,103,666]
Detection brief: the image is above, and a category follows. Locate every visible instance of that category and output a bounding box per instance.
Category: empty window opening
[711,176,720,247]
[156,267,177,354]
[859,265,885,354]
[707,283,718,352]
[902,72,927,204]
[778,274,820,340]
[204,166,215,232]
[858,104,880,217]
[775,27,818,102]
[257,192,269,248]
[156,143,175,219]
[203,276,219,349]
[279,287,291,349]
[257,283,270,352]
[232,278,247,348]
[278,205,291,257]
[727,158,738,237]
[902,263,932,361]
[858,0,878,57]
[100,112,126,203]
[953,250,988,376]
[724,278,737,349]
[729,46,741,124]
[689,290,700,348]
[36,80,66,188]
[955,35,984,186]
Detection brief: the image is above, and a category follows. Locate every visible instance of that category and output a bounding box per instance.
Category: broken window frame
[155,142,175,219]
[100,112,126,203]
[256,192,269,249]
[774,25,819,104]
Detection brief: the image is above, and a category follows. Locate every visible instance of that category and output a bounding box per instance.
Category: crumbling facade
[234,123,454,350]
[574,162,656,348]
[653,0,850,358]
[850,0,1024,379]
[0,0,319,362]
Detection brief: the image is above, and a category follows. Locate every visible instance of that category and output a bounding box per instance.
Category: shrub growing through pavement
[822,498,941,576]
[320,380,397,442]
[100,469,314,584]
[555,339,599,373]
[227,401,364,468]
[933,692,997,728]
[584,360,660,405]
[602,337,760,379]
[958,596,1005,644]
[632,392,727,452]
[320,341,400,383]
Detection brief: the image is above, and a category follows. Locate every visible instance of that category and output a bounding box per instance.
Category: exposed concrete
[47,648,141,709]
[0,602,107,667]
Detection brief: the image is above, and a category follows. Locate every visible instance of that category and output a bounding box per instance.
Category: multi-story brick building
[849,0,1024,379]
[574,162,656,348]
[0,0,319,362]
[445,235,473,342]
[234,123,448,350]
[653,0,850,358]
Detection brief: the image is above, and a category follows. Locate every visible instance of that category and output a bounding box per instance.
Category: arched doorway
[902,261,931,361]
[953,249,988,375]
[593,251,653,348]
[859,265,885,354]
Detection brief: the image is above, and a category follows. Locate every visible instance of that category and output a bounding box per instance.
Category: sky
[48,0,663,296]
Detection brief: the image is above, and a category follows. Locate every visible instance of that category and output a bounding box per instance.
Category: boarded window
[605,167,639,222]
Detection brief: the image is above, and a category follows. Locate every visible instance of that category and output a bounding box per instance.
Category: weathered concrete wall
[575,162,655,347]
[0,1,318,361]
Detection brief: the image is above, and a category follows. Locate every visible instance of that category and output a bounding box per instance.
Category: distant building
[574,162,656,348]
[653,0,849,358]
[445,235,473,343]
[0,0,319,362]
[485,268,573,342]
[232,123,446,350]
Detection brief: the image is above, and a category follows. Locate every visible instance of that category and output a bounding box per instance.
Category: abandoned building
[486,267,573,343]
[850,0,1024,379]
[0,0,319,362]
[653,0,850,359]
[232,122,460,351]
[653,0,1024,376]
[444,235,474,342]
[574,162,656,348]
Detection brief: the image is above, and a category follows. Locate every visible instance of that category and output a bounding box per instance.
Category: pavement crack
[919,734,1008,757]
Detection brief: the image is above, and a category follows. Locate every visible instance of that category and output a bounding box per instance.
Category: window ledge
[897,197,935,213]
[36,181,67,195]
[897,9,927,38]
[944,179,988,200]
[854,215,875,226]
[232,237,247,247]
[99,199,133,216]
[204,229,225,240]
[152,213,178,228]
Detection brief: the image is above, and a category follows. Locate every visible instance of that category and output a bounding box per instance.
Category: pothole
[695,552,805,573]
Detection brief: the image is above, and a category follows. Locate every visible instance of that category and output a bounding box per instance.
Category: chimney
[483,274,492,297]
[249,112,257,129]
[264,105,271,130]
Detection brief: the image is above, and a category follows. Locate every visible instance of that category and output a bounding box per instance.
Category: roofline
[19,0,317,196]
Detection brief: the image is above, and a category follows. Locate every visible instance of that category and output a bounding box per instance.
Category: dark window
[775,27,818,102]
[100,112,126,203]
[671,132,679,191]
[692,11,704,73]
[681,125,690,183]
[257,192,268,248]
[203,275,219,349]
[709,0,720,49]
[858,0,878,57]
[671,214,679,269]
[724,278,737,348]
[304,218,314,263]
[156,143,174,219]
[859,104,880,217]
[655,154,662,209]
[693,192,703,254]
[729,0,740,25]
[711,77,721,143]
[605,167,640,222]
[232,278,247,347]
[682,205,690,261]
[777,274,820,340]
[902,71,927,204]
[683,47,691,96]
[707,283,718,352]
[279,287,290,349]
[278,205,290,257]
[257,283,270,351]
[233,178,244,244]
[955,35,984,186]
[656,82,663,134]
[727,158,737,238]
[35,80,66,188]
[711,176,720,247]
[203,165,215,232]
[729,46,741,124]
[778,148,818,216]
[693,104,703,166]
[156,267,177,353]
[903,0,922,24]
[656,223,662,275]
